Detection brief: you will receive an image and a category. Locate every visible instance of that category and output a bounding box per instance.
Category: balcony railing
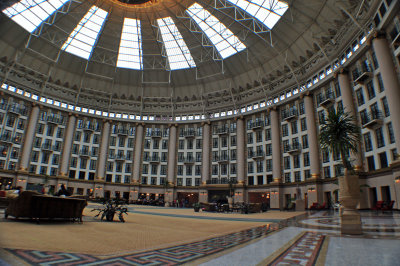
[353,62,372,84]
[318,92,335,107]
[250,120,264,130]
[184,130,196,138]
[41,143,53,152]
[8,103,28,116]
[184,157,195,164]
[287,143,302,154]
[150,156,160,163]
[252,151,265,159]
[46,115,65,125]
[117,129,129,135]
[216,127,229,135]
[83,124,95,131]
[151,131,162,138]
[218,155,229,162]
[361,110,383,129]
[206,178,237,185]
[115,154,126,161]
[79,149,90,157]
[0,134,13,143]
[282,108,298,121]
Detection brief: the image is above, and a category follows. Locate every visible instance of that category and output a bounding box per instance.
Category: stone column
[236,117,246,184]
[96,120,111,181]
[132,124,144,183]
[304,94,321,178]
[270,108,282,182]
[201,122,211,185]
[372,35,400,154]
[59,114,77,176]
[19,104,40,171]
[338,70,363,170]
[167,124,177,184]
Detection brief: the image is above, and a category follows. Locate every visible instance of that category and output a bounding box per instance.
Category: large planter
[338,173,362,235]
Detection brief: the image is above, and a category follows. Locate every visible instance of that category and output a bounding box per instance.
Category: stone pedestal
[339,173,362,235]
[295,199,305,211]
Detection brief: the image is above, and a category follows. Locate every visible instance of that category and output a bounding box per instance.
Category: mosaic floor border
[2,223,285,266]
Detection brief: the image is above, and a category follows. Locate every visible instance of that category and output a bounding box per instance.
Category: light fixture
[395,177,400,183]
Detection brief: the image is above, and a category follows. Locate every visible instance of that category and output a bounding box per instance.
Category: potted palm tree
[319,107,362,234]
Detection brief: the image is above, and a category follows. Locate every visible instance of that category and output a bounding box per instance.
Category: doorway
[324,191,332,208]
[369,187,377,208]
[380,186,391,202]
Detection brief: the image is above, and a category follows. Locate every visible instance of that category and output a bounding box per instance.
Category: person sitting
[56,184,70,197]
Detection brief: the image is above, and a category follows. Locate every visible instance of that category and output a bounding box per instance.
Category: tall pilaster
[132,124,144,183]
[19,104,40,171]
[96,120,111,181]
[201,122,211,184]
[338,70,364,170]
[59,114,77,176]
[167,124,177,184]
[271,108,282,182]
[304,94,321,178]
[372,34,400,154]
[236,117,246,184]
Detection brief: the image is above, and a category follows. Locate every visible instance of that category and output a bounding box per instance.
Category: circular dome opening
[117,0,153,5]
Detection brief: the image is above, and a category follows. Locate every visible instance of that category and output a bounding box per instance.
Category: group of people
[6,184,71,197]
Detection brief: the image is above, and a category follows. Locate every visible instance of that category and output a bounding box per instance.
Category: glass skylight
[157,17,196,70]
[62,6,108,60]
[117,18,143,70]
[226,0,288,29]
[186,3,246,59]
[2,0,69,33]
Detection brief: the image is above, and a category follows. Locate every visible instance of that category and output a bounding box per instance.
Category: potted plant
[193,202,201,212]
[319,107,362,234]
[91,199,128,222]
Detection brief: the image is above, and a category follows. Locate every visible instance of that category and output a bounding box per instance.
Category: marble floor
[1,209,399,265]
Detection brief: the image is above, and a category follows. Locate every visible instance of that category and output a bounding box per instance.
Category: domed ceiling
[0,0,375,116]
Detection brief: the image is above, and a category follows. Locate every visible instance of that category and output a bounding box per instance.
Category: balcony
[79,149,90,157]
[150,156,160,163]
[361,110,383,129]
[216,127,229,135]
[218,155,229,163]
[42,144,53,152]
[46,115,65,125]
[252,151,265,159]
[151,131,162,138]
[0,134,13,144]
[8,103,28,116]
[206,178,237,185]
[52,145,61,152]
[184,130,196,138]
[282,108,298,121]
[318,92,335,108]
[287,143,302,154]
[251,120,264,130]
[184,157,195,164]
[354,63,372,85]
[115,154,126,161]
[83,124,95,132]
[117,129,129,135]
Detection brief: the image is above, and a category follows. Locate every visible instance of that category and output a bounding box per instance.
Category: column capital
[234,115,244,121]
[168,123,178,128]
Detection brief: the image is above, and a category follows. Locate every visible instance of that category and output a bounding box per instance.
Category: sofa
[5,191,87,222]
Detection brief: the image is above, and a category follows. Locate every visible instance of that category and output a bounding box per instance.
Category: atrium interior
[0,0,400,265]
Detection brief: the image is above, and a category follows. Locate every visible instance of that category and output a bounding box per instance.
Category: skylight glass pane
[186,3,246,59]
[117,18,142,70]
[227,0,288,29]
[2,0,69,33]
[62,6,108,60]
[157,17,196,70]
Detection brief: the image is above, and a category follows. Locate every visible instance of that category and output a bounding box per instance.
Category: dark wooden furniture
[5,191,87,222]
